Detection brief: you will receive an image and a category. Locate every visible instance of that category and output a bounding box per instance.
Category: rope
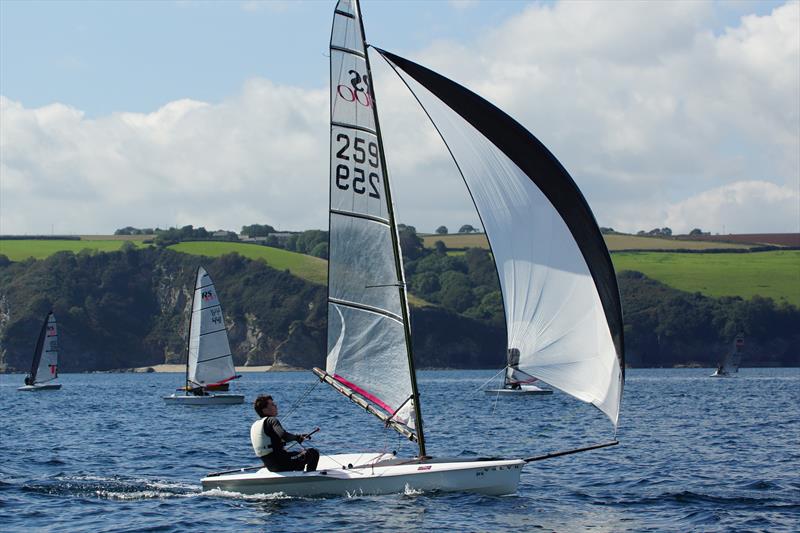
[474,366,508,394]
[490,388,502,416]
[281,379,320,422]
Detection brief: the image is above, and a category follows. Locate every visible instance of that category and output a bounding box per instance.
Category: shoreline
[129,364,303,373]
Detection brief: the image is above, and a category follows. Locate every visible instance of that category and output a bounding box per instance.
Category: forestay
[30,312,58,385]
[326,0,418,438]
[376,50,625,426]
[187,267,237,388]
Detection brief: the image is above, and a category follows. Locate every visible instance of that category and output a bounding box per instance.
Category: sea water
[1,368,798,532]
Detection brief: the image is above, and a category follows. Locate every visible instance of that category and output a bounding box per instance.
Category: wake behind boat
[18,311,61,392]
[204,0,623,497]
[164,267,243,405]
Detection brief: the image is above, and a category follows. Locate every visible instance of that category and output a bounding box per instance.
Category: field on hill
[169,241,328,285]
[80,234,154,241]
[604,234,746,250]
[422,233,749,251]
[613,250,800,306]
[680,233,800,247]
[0,239,147,261]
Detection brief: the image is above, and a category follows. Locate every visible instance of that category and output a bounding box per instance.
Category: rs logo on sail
[202,291,216,301]
[337,70,372,107]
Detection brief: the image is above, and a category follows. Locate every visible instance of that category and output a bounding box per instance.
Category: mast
[353,0,426,457]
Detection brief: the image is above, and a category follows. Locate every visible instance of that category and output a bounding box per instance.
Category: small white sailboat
[164,267,244,405]
[203,0,623,496]
[485,349,553,395]
[711,335,744,378]
[18,311,62,391]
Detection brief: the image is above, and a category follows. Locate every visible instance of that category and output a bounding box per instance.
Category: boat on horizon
[485,348,554,396]
[202,0,623,497]
[18,311,62,392]
[164,266,243,405]
[711,335,744,378]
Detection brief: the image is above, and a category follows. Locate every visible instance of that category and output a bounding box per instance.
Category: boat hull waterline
[18,383,62,392]
[202,453,524,496]
[163,393,244,405]
[485,387,553,395]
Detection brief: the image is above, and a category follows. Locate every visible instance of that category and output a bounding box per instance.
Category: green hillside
[0,239,147,261]
[168,241,328,285]
[3,236,797,307]
[423,232,750,251]
[169,241,433,307]
[613,250,800,306]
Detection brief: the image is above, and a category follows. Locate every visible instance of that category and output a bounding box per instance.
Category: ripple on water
[1,368,799,532]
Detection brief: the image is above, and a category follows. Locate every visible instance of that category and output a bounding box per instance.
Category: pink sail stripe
[205,374,241,387]
[333,374,394,414]
[509,376,538,385]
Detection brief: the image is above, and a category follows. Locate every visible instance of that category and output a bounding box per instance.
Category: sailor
[24,376,32,386]
[250,395,320,472]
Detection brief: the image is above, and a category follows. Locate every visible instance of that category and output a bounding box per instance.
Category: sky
[1,0,798,236]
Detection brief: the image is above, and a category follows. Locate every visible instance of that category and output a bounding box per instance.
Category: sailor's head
[254,395,278,417]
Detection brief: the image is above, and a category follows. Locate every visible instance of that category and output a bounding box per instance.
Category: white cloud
[0,83,328,234]
[1,1,798,235]
[664,181,800,234]
[388,1,799,232]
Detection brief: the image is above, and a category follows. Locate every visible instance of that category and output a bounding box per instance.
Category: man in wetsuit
[250,395,320,472]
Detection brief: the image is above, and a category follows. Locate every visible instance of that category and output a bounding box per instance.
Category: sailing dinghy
[18,311,61,391]
[485,349,553,395]
[202,0,623,496]
[711,335,744,377]
[164,267,244,405]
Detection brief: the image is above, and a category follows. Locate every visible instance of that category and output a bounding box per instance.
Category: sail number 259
[335,133,381,199]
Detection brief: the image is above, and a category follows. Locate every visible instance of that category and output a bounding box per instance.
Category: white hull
[202,453,523,497]
[710,370,735,378]
[485,386,552,395]
[163,393,244,405]
[18,383,61,391]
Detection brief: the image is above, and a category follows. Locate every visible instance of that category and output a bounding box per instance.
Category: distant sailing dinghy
[164,267,244,405]
[711,336,744,378]
[485,349,553,395]
[202,0,623,497]
[18,312,61,392]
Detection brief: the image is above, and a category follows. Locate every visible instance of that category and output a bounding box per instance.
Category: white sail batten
[327,0,416,433]
[33,313,59,384]
[187,267,237,387]
[379,54,624,426]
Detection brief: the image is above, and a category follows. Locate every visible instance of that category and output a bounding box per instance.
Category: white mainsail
[324,0,420,444]
[187,267,237,388]
[30,312,58,385]
[376,50,625,426]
